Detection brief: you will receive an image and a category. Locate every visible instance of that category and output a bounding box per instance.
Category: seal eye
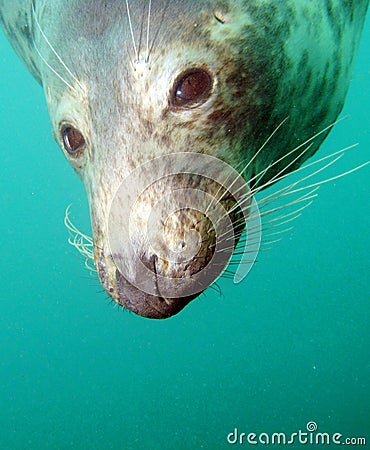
[61,126,86,155]
[172,69,213,107]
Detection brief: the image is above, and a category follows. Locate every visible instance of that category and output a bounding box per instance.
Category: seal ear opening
[213,10,227,24]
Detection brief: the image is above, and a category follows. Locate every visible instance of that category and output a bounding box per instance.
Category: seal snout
[105,207,220,319]
[94,153,252,319]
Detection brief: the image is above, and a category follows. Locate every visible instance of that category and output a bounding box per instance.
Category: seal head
[0,0,368,318]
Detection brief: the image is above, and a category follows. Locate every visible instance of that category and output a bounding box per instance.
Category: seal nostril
[150,254,158,272]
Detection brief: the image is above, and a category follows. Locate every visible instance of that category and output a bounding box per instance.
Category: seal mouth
[114,268,198,319]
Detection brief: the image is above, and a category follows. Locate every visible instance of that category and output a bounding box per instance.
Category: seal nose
[115,268,199,320]
[112,216,218,319]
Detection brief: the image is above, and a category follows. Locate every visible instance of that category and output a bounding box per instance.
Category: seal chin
[115,270,198,319]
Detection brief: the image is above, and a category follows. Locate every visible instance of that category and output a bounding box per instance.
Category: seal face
[0,0,368,318]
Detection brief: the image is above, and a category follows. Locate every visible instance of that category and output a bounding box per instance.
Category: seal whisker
[230,117,346,206]
[253,186,319,217]
[251,206,311,231]
[222,204,307,244]
[230,228,294,255]
[231,142,358,223]
[204,117,289,217]
[238,116,290,178]
[277,158,370,196]
[217,191,316,248]
[147,0,171,66]
[221,201,313,249]
[125,0,139,61]
[220,272,236,280]
[251,143,315,195]
[231,116,290,191]
[33,43,77,94]
[136,2,149,61]
[244,192,317,233]
[251,144,355,199]
[209,118,331,232]
[64,206,95,269]
[257,199,315,226]
[210,139,345,265]
[31,3,84,93]
[212,154,310,233]
[254,154,344,212]
[221,259,256,267]
[234,225,292,246]
[218,192,317,276]
[217,132,367,282]
[146,0,152,63]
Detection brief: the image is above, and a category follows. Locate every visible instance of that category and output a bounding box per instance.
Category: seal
[0,1,368,319]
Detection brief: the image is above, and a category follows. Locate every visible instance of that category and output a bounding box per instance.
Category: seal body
[0,1,368,318]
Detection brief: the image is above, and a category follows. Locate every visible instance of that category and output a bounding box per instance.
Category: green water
[0,12,369,450]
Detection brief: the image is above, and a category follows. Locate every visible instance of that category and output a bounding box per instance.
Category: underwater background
[0,11,369,450]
